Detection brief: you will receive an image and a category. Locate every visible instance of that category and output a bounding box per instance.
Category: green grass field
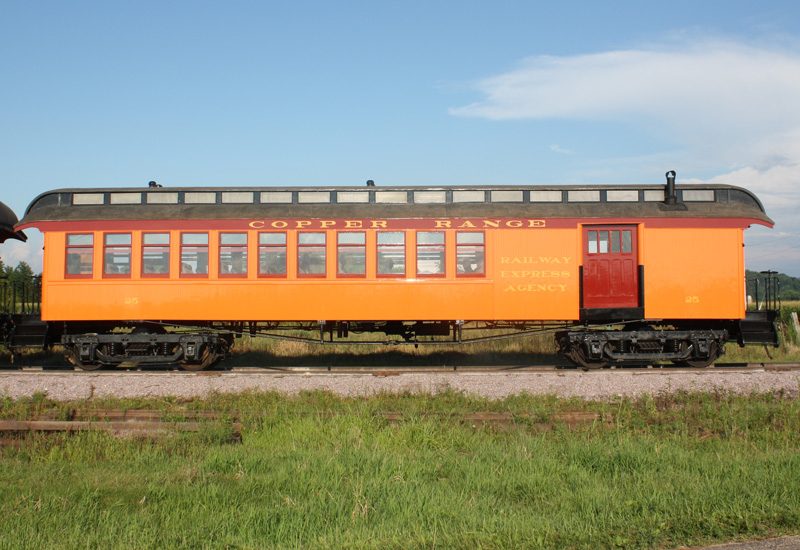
[1,390,799,549]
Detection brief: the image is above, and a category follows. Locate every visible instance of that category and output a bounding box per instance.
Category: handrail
[0,275,41,315]
[749,271,781,311]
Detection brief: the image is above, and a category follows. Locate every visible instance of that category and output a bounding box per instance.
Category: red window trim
[219,232,248,278]
[297,231,327,278]
[416,231,446,278]
[141,233,170,278]
[376,231,406,278]
[65,233,94,279]
[585,227,635,256]
[337,231,366,278]
[102,233,132,279]
[179,232,210,278]
[257,232,288,279]
[456,230,486,278]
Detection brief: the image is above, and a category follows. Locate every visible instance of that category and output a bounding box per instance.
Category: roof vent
[366,180,375,187]
[148,181,162,188]
[664,170,677,205]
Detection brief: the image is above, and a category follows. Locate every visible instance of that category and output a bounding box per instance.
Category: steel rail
[3,362,799,375]
[0,410,609,434]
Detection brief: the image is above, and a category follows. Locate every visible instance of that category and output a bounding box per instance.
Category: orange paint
[37,222,749,323]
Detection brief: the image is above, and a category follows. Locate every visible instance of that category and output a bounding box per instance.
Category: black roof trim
[17,184,772,227]
[0,200,26,243]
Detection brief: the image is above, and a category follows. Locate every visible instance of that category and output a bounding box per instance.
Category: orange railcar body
[34,221,747,323]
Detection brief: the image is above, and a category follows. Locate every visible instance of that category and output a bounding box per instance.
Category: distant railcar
[1,200,31,354]
[14,172,780,369]
[0,201,25,245]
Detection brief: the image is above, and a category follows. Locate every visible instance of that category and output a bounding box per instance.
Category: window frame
[218,232,248,278]
[376,231,406,278]
[141,232,171,278]
[416,231,446,278]
[336,232,367,278]
[258,232,288,278]
[587,228,633,255]
[102,233,132,279]
[179,232,210,278]
[65,233,94,279]
[456,231,486,278]
[297,231,327,278]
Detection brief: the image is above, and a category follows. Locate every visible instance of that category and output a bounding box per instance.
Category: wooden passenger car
[15,174,778,369]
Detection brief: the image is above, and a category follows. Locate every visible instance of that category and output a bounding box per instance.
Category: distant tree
[783,289,800,301]
[7,261,32,287]
[14,261,34,281]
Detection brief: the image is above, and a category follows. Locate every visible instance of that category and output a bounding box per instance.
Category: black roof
[0,200,26,243]
[17,183,773,227]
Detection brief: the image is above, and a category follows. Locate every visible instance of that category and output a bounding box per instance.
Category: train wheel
[568,346,608,370]
[66,345,104,371]
[180,346,217,372]
[673,342,718,368]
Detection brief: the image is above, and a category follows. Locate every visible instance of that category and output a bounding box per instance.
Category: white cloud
[451,40,800,159]
[550,144,575,155]
[2,231,43,273]
[451,41,800,121]
[450,38,800,274]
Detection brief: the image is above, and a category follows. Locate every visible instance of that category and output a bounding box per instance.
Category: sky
[2,1,800,275]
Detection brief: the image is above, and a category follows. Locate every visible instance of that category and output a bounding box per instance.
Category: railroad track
[0,408,610,436]
[3,362,800,375]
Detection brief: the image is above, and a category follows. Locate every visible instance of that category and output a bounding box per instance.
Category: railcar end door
[582,226,639,313]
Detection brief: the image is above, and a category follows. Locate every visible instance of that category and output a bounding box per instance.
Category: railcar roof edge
[16,183,773,228]
[0,200,27,243]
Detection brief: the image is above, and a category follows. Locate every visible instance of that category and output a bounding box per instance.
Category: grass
[226,329,564,368]
[1,390,799,549]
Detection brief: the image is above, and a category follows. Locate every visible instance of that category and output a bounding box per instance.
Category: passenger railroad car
[14,172,779,369]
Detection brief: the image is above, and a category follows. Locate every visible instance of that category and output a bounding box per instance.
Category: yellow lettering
[501,257,510,264]
[482,220,500,228]
[506,220,523,228]
[457,220,477,228]
[271,221,288,229]
[528,220,546,227]
[370,221,387,228]
[319,220,337,228]
[295,221,312,228]
[345,220,363,228]
[503,284,569,292]
[249,220,265,229]
[434,220,452,228]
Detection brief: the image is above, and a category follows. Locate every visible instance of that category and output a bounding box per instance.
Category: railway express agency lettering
[500,256,573,292]
[505,284,568,292]
[247,219,547,229]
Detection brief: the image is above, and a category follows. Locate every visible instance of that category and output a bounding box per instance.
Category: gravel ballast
[1,370,798,401]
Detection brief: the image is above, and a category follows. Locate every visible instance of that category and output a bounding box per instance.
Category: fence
[0,275,41,315]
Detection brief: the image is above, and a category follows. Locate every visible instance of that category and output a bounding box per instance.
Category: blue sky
[2,1,800,274]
